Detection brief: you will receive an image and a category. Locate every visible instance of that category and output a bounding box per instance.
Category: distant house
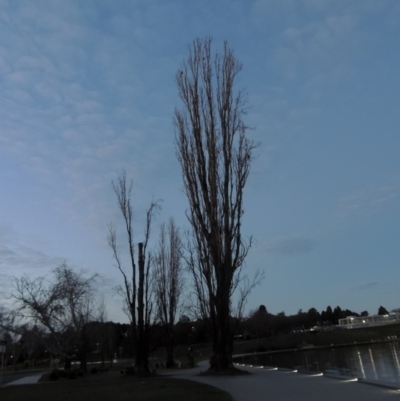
[338,312,400,329]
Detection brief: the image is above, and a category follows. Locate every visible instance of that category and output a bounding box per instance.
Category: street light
[0,340,7,386]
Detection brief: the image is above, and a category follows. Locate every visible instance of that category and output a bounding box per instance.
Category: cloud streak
[266,237,317,255]
[0,226,65,272]
[337,185,398,221]
[0,225,66,298]
[346,281,378,293]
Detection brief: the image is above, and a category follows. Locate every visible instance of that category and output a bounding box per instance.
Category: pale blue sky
[1,0,399,322]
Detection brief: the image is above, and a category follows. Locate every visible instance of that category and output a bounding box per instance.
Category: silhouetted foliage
[378,306,389,315]
[240,304,362,338]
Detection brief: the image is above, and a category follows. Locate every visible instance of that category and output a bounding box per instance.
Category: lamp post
[0,340,7,386]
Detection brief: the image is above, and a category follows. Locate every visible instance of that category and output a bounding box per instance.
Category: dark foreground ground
[3,360,400,401]
[0,370,233,401]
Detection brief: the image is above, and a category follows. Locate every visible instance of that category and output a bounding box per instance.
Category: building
[338,312,400,329]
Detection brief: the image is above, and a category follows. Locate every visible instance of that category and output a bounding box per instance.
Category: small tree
[378,306,389,315]
[11,264,98,371]
[153,218,184,367]
[108,170,160,373]
[175,37,259,371]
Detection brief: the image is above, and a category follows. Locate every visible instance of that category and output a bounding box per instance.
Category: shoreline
[234,337,400,358]
[233,339,400,389]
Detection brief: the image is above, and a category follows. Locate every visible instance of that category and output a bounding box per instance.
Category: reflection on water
[239,342,400,383]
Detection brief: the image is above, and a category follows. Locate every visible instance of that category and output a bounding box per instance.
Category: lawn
[0,371,233,401]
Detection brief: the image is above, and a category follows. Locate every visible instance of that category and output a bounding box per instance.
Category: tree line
[242,304,392,338]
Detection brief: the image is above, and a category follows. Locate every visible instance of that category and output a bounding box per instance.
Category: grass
[0,370,233,401]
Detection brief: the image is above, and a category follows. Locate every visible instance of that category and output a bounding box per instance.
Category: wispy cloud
[276,14,359,82]
[0,0,183,241]
[0,226,65,272]
[266,237,317,255]
[0,225,66,297]
[346,281,378,293]
[337,185,398,221]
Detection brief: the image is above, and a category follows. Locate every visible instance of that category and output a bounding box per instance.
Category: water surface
[237,341,400,383]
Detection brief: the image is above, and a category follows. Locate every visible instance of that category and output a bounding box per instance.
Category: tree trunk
[165,337,175,368]
[135,242,149,374]
[209,291,233,371]
[80,356,87,373]
[210,335,233,370]
[79,327,88,373]
[64,358,72,370]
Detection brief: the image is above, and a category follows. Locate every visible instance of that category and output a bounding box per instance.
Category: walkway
[169,362,400,401]
[1,371,44,387]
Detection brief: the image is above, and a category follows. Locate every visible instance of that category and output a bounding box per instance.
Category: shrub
[49,369,60,381]
[58,369,69,378]
[71,368,83,377]
[68,370,77,380]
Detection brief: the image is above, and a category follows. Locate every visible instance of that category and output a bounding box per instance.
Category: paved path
[1,371,45,387]
[168,362,400,401]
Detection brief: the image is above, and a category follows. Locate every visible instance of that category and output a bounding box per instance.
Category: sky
[1,0,400,323]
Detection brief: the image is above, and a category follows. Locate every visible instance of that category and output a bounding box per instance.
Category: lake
[236,341,400,383]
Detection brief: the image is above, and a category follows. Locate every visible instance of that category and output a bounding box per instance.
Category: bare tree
[108,170,160,374]
[11,264,98,371]
[153,218,184,367]
[175,37,258,371]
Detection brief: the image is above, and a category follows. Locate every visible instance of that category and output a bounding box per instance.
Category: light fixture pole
[0,340,7,386]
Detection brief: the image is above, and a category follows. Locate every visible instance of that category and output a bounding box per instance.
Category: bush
[68,370,77,380]
[71,368,83,377]
[58,369,69,378]
[91,367,98,374]
[49,369,60,381]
